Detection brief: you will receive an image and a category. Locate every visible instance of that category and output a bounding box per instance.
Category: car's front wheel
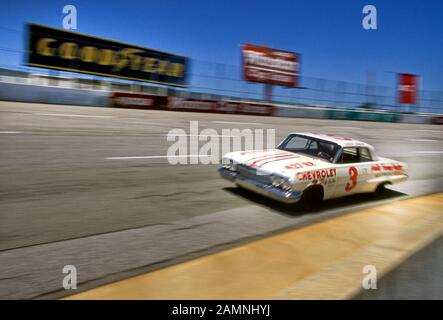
[299,186,324,211]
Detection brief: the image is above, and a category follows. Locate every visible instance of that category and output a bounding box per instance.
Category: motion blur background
[0,0,442,113]
[1,0,443,300]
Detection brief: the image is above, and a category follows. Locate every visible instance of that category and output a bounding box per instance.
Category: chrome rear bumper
[219,167,302,204]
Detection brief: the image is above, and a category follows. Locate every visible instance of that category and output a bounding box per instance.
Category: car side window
[359,147,373,162]
[341,148,359,164]
[340,147,373,164]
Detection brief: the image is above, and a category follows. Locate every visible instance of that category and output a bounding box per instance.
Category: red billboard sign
[241,44,300,88]
[398,73,418,104]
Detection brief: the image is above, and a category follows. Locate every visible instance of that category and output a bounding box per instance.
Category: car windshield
[277,134,341,163]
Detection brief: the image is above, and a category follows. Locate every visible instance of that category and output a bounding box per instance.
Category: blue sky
[0,0,442,90]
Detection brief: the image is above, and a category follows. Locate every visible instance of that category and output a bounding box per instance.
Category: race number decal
[345,166,358,191]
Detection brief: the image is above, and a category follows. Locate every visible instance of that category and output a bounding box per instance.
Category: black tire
[299,186,324,211]
[375,183,389,197]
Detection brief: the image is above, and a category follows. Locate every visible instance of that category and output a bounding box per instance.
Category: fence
[189,60,443,114]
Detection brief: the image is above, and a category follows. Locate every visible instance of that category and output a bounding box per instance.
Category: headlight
[222,161,237,172]
[271,176,284,187]
[281,181,292,191]
[271,176,292,191]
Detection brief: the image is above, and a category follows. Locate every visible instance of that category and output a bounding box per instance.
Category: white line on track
[415,130,443,133]
[0,131,22,134]
[324,126,361,130]
[35,113,114,118]
[414,151,443,154]
[407,139,439,142]
[211,121,263,125]
[106,155,213,160]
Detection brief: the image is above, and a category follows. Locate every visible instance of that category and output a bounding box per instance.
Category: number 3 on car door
[345,166,358,191]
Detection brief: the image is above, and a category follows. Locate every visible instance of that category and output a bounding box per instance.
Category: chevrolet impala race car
[219,133,408,208]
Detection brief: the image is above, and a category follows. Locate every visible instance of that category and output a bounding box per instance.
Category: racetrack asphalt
[0,101,442,299]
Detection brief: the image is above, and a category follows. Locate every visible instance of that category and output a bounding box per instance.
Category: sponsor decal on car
[296,168,337,181]
[284,161,315,170]
[371,163,404,176]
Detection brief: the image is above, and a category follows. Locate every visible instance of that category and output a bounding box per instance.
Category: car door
[333,147,376,198]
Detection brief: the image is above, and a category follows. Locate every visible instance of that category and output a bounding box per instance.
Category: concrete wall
[0,82,109,107]
[275,104,434,124]
[274,105,327,119]
[399,113,434,124]
[0,82,436,124]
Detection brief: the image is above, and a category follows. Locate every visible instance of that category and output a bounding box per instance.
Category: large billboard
[26,23,188,87]
[398,73,418,104]
[241,44,300,88]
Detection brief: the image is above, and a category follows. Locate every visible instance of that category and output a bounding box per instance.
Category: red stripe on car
[250,153,295,167]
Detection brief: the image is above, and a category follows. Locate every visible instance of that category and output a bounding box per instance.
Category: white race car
[219,133,408,208]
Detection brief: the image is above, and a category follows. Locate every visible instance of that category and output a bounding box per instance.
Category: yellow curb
[66,193,443,300]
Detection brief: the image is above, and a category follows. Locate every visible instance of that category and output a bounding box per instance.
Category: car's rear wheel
[299,186,324,211]
[375,182,390,197]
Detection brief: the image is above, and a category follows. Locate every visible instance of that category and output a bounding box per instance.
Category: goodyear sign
[26,23,188,87]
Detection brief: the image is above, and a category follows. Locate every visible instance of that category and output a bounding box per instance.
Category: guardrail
[0,81,438,124]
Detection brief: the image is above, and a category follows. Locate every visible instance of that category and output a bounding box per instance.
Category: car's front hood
[224,149,334,179]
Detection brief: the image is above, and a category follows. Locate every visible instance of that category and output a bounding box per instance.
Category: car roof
[289,132,374,149]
